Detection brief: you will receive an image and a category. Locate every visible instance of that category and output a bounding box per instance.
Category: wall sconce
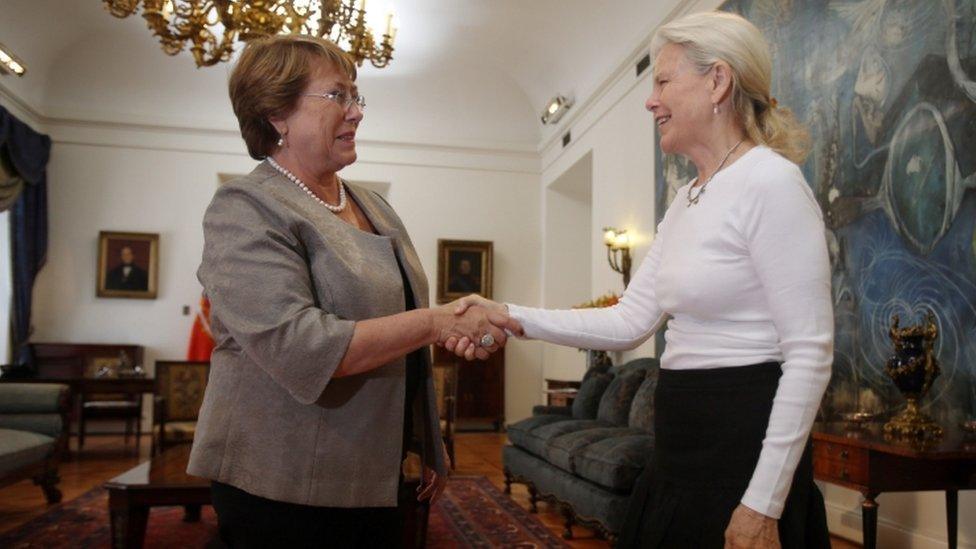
[540,95,572,125]
[603,227,632,287]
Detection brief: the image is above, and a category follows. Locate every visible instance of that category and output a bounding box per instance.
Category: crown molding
[0,80,539,174]
[0,80,46,131]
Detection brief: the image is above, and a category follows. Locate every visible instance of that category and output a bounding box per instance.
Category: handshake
[433,295,524,361]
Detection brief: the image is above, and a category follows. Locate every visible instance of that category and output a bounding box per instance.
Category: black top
[397,254,423,458]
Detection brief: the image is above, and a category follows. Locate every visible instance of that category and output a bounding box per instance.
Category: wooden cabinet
[432,346,504,431]
[29,342,145,378]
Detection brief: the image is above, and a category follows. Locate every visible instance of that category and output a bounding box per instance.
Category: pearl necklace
[686,139,744,207]
[266,157,347,213]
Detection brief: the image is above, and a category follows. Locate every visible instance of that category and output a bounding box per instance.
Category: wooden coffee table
[104,444,211,549]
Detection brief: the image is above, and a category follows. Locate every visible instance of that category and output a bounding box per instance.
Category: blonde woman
[450,11,832,548]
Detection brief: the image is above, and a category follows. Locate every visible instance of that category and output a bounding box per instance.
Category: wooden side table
[544,379,581,407]
[812,422,976,549]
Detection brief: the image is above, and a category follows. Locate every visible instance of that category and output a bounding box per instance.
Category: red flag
[187,295,214,361]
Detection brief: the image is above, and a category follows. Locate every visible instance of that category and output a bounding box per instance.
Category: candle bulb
[385,12,393,36]
[614,232,630,249]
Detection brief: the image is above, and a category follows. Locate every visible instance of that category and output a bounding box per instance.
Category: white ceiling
[0,0,684,151]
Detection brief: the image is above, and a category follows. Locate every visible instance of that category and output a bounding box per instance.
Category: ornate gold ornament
[883,312,943,439]
[103,0,396,68]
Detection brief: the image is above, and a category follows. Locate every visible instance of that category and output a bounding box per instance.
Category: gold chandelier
[103,0,397,68]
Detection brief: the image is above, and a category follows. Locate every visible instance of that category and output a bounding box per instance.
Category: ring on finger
[479,333,495,347]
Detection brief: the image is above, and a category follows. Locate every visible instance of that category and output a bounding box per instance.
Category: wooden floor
[0,433,860,547]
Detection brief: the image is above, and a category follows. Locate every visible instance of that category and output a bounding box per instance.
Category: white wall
[539,46,659,365]
[541,152,592,383]
[27,120,543,425]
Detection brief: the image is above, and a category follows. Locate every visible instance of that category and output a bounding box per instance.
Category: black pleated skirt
[617,362,830,549]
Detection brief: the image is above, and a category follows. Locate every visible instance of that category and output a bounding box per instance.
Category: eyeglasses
[303,90,366,111]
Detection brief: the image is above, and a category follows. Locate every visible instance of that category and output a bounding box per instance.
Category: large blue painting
[654,0,976,425]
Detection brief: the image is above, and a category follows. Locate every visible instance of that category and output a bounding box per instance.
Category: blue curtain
[0,105,51,367]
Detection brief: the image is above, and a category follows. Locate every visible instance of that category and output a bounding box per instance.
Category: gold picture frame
[437,239,493,304]
[97,231,159,299]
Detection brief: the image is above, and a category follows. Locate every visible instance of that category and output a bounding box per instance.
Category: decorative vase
[883,312,943,439]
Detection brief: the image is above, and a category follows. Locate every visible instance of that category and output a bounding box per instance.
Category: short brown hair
[229,34,357,160]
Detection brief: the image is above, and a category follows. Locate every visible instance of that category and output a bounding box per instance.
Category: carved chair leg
[560,503,575,540]
[447,439,456,470]
[135,412,142,452]
[78,415,86,450]
[527,484,539,513]
[34,468,62,504]
[503,469,513,494]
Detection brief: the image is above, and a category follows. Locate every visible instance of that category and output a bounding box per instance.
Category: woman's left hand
[417,446,451,504]
[724,504,780,548]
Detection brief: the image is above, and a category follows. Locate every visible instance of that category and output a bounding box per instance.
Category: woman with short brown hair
[188,34,518,548]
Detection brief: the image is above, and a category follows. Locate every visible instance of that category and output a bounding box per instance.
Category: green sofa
[0,383,71,503]
[503,358,659,541]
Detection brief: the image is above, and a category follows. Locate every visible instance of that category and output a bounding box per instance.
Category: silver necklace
[266,157,347,213]
[686,139,744,207]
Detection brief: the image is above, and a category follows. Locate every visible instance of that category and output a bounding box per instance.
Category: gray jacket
[187,162,446,507]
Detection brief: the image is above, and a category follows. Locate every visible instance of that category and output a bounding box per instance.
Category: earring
[713,104,719,115]
[277,137,284,147]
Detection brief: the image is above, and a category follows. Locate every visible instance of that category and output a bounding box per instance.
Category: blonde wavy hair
[651,11,810,164]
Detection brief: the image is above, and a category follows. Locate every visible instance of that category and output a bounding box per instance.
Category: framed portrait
[97,231,159,299]
[437,239,493,304]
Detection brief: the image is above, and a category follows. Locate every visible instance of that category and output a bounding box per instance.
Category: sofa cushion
[571,373,612,419]
[545,427,643,473]
[582,362,612,382]
[0,414,64,439]
[627,375,657,433]
[0,383,67,414]
[0,428,55,476]
[518,419,606,458]
[507,414,574,451]
[531,404,572,416]
[610,357,659,378]
[574,434,654,492]
[597,370,646,426]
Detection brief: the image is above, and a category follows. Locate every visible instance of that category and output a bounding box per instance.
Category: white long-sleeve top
[508,145,833,518]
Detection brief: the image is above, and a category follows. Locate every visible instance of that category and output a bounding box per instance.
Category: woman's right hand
[443,295,523,360]
[432,300,518,361]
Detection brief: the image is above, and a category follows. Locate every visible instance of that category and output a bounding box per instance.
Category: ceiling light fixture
[102,0,398,69]
[540,95,572,125]
[0,42,26,77]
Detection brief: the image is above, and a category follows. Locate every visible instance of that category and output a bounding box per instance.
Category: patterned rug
[0,476,568,548]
